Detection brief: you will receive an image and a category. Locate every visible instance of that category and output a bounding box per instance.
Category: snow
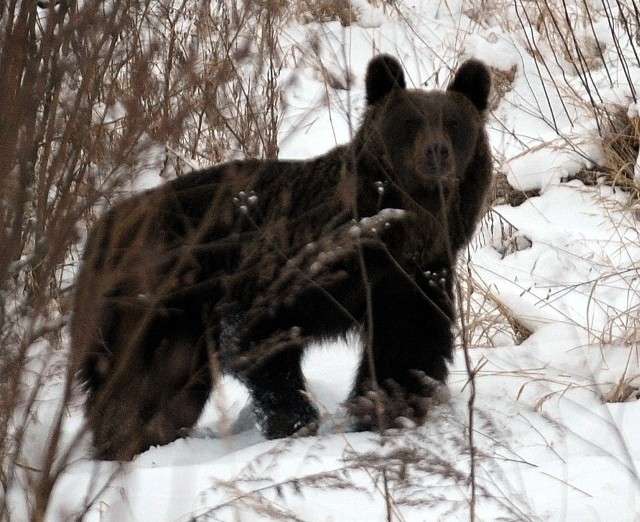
[12,0,640,520]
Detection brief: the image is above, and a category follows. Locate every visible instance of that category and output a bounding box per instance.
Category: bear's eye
[403,117,423,128]
[445,115,460,128]
[445,116,462,138]
[398,117,422,140]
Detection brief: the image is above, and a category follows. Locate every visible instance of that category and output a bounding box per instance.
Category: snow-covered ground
[13,0,640,520]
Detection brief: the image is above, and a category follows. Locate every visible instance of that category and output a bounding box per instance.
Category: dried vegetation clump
[0,0,297,518]
[601,110,640,196]
[294,0,357,26]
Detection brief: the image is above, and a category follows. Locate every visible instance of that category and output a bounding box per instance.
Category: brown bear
[71,54,492,460]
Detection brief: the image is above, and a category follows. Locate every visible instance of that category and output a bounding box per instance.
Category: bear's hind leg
[87,315,212,460]
[142,333,213,451]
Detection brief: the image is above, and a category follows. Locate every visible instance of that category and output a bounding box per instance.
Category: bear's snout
[413,133,456,184]
[425,141,451,175]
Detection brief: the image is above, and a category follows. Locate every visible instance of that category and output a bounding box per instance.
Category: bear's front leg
[349,269,454,431]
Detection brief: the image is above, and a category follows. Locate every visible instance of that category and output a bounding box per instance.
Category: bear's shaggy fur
[71,55,492,460]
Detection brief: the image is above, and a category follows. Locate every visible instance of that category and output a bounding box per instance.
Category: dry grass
[294,0,357,26]
[0,0,294,518]
[458,266,534,348]
[465,0,640,361]
[601,111,640,197]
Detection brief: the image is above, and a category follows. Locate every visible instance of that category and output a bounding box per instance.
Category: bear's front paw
[347,374,448,432]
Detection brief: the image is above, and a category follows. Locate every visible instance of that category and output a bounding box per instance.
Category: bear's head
[357,55,491,205]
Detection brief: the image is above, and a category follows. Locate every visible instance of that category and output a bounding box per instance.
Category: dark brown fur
[71,55,493,460]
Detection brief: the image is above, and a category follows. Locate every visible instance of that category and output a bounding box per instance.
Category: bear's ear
[365,54,406,105]
[447,59,491,113]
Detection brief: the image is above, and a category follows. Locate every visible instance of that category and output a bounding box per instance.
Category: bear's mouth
[405,174,459,207]
[417,168,460,190]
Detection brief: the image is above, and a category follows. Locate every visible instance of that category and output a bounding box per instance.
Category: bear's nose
[425,142,451,173]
